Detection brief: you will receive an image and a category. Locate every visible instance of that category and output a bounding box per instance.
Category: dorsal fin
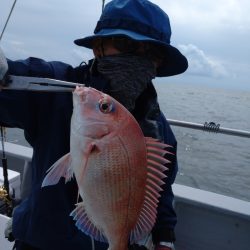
[130,137,171,244]
[70,202,107,243]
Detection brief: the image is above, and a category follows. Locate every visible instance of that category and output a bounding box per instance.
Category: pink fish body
[42,86,170,250]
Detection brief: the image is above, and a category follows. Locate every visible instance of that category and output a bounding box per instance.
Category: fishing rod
[0,128,9,195]
[0,0,18,216]
[0,127,13,216]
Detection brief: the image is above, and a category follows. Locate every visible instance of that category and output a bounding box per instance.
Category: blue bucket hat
[74,0,188,77]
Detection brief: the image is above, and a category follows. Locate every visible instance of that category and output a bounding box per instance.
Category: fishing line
[102,0,106,12]
[91,237,95,250]
[0,0,18,41]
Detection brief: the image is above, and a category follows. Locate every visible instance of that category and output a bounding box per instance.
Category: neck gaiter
[97,54,156,111]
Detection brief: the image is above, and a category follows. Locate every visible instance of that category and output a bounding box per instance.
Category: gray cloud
[0,0,101,65]
[178,44,228,78]
[160,0,250,32]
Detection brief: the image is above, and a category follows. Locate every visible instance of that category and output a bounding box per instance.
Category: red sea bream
[42,86,171,250]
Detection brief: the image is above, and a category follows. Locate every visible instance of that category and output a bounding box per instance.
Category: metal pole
[0,0,17,41]
[168,119,250,139]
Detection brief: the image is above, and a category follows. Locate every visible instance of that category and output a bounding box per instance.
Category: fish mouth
[74,86,99,103]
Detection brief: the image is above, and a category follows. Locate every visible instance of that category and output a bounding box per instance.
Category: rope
[203,122,220,133]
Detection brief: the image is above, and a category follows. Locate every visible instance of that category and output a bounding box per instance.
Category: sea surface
[3,82,250,202]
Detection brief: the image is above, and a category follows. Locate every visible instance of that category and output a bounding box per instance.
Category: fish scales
[82,143,144,227]
[80,137,147,239]
[42,86,170,250]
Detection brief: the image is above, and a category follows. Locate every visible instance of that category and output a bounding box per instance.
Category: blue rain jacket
[0,57,178,249]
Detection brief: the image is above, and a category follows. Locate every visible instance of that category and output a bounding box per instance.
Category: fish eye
[99,98,113,114]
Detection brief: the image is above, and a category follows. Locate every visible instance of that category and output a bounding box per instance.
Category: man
[0,0,188,249]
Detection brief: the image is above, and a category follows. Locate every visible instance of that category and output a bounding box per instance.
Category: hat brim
[74,29,188,77]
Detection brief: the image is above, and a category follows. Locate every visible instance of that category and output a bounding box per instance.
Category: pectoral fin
[42,153,73,187]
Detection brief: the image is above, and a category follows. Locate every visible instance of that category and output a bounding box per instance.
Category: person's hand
[0,47,8,88]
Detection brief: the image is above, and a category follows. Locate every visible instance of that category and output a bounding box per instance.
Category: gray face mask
[97,54,156,111]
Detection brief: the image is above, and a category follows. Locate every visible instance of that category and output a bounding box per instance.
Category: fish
[42,86,171,250]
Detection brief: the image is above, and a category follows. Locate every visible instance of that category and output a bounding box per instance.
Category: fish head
[72,86,130,140]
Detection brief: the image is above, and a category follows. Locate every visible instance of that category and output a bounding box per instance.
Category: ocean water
[155,82,250,202]
[3,82,250,202]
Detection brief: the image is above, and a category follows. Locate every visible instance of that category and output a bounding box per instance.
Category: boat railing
[168,119,250,138]
[0,118,249,166]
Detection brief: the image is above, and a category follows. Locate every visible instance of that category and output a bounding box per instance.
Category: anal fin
[70,202,107,243]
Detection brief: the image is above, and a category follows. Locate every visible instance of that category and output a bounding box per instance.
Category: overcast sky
[0,0,249,90]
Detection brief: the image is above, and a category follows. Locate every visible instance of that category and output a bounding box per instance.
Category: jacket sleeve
[0,57,74,130]
[7,57,74,80]
[151,111,178,243]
